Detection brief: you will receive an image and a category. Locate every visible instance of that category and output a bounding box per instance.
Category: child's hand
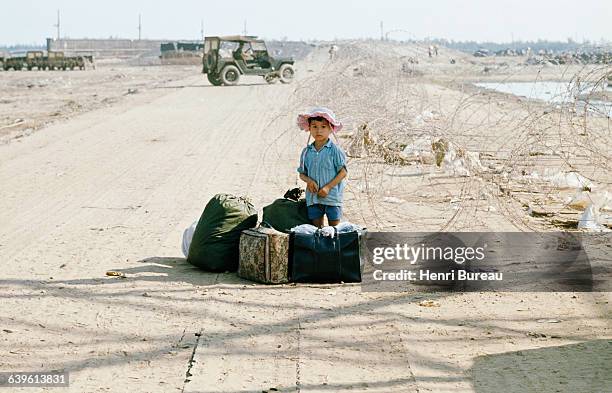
[306,179,319,193]
[317,185,330,198]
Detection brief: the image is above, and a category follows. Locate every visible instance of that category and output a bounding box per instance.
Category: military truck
[26,51,45,70]
[47,52,93,70]
[1,51,94,71]
[46,51,67,70]
[202,36,295,86]
[2,56,25,71]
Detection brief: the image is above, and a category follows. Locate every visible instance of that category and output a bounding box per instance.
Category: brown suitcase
[238,226,290,284]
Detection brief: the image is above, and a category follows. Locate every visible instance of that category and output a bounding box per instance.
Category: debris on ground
[401,137,434,164]
[419,300,441,307]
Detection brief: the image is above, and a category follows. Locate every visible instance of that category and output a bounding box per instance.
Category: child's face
[308,119,332,142]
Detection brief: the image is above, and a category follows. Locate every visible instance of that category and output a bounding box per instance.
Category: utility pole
[54,9,60,40]
[138,14,142,40]
[243,20,247,36]
[201,19,204,42]
[380,21,384,41]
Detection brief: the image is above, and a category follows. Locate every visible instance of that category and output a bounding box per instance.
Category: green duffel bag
[187,194,258,272]
[262,198,310,233]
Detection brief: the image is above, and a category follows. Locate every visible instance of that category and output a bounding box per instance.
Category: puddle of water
[475,81,612,117]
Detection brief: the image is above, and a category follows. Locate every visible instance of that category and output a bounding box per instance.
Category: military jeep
[202,36,295,86]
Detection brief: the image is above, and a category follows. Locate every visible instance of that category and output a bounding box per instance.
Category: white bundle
[181,221,198,257]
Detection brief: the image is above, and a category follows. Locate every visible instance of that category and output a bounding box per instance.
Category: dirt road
[1,49,610,393]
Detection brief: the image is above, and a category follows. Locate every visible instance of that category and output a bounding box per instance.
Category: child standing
[296,107,347,227]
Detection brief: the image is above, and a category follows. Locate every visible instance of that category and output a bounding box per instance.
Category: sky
[1,0,610,46]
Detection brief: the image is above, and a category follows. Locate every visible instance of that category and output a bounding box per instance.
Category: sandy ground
[0,43,610,393]
[0,65,196,144]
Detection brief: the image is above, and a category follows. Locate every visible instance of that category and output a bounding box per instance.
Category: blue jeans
[307,204,342,221]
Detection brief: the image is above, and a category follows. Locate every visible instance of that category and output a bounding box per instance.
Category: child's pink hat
[297,107,343,133]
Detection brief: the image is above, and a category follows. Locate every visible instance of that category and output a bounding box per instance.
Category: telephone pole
[54,10,61,40]
[380,21,384,41]
[201,19,204,42]
[138,14,142,40]
[243,20,247,36]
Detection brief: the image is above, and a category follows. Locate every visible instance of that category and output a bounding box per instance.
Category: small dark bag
[291,228,362,283]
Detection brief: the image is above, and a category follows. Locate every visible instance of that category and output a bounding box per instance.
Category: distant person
[434,45,439,56]
[428,46,433,58]
[328,44,338,60]
[296,107,347,228]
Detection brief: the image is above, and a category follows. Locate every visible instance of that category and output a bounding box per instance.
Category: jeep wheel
[207,73,223,86]
[220,65,240,86]
[279,64,295,84]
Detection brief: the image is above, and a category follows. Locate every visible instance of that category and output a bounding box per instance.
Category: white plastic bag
[181,221,198,257]
[401,137,434,164]
[336,222,364,233]
[599,191,612,212]
[443,147,470,177]
[545,171,593,190]
[291,222,364,235]
[577,204,610,232]
[290,225,337,237]
[290,224,318,235]
[320,226,336,237]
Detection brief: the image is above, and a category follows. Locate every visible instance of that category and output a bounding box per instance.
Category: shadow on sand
[471,339,612,393]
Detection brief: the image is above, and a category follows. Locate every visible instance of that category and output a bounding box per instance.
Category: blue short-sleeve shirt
[297,139,347,206]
